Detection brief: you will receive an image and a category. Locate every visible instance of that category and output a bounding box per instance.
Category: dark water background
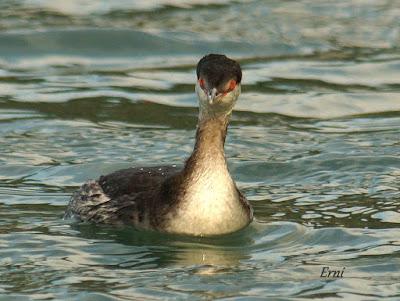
[1,1,399,300]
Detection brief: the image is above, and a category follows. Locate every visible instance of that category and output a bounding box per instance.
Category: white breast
[164,161,250,236]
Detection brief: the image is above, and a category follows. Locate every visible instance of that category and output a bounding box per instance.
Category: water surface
[0,1,400,300]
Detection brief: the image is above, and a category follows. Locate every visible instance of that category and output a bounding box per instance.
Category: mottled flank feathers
[64,165,180,228]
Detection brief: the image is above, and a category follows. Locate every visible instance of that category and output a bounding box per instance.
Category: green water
[1,1,400,300]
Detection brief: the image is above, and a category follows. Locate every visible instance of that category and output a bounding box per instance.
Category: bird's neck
[163,112,250,236]
[184,114,230,176]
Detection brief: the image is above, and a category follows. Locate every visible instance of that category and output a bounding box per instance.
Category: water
[1,0,400,300]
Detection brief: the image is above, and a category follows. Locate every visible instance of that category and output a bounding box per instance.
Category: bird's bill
[207,88,218,104]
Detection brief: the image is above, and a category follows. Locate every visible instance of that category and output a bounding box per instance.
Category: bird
[64,54,253,236]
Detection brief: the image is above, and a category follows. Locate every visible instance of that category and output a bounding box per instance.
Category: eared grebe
[64,54,253,236]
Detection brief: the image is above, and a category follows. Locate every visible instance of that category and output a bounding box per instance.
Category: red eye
[228,80,236,91]
[199,78,205,89]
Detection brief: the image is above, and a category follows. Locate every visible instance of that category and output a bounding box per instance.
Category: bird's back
[64,165,180,226]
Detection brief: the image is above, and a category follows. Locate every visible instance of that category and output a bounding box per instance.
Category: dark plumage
[64,54,253,236]
[196,54,242,92]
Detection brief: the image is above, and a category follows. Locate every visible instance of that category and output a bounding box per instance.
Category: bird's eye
[227,80,236,92]
[199,78,205,89]
[221,80,237,96]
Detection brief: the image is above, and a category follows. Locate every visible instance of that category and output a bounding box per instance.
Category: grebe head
[195,54,242,118]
